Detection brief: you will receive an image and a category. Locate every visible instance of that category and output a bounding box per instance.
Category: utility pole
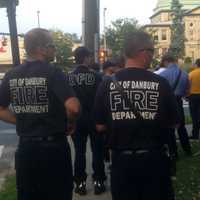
[103,7,107,61]
[82,0,100,63]
[6,0,20,66]
[37,10,40,28]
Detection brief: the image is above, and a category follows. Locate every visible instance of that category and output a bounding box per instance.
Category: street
[0,121,17,146]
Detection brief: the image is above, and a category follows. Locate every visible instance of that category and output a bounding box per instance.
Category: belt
[122,150,149,155]
[120,150,149,155]
[113,147,165,156]
[19,135,65,142]
[112,149,150,156]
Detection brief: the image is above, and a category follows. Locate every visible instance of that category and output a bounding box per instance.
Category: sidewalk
[68,137,112,200]
[73,176,111,200]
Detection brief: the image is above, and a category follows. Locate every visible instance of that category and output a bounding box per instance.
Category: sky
[0,0,158,36]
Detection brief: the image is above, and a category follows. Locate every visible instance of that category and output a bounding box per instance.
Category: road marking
[0,145,4,158]
[0,129,16,134]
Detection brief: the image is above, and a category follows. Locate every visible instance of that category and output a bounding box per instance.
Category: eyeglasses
[139,48,155,54]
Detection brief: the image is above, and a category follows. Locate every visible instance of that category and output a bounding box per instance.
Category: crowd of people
[0,27,199,200]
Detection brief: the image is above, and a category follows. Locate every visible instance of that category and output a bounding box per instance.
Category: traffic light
[99,49,106,63]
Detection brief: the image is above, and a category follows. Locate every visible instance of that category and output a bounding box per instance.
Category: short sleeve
[51,68,75,103]
[94,80,109,124]
[0,73,10,107]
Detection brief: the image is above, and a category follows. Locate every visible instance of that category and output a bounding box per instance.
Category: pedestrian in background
[160,54,192,158]
[0,28,80,200]
[68,46,106,195]
[188,58,200,139]
[154,57,167,75]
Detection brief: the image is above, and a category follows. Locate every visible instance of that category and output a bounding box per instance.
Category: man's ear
[37,46,47,56]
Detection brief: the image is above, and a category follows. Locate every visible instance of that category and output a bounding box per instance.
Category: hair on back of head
[24,28,52,56]
[161,53,177,63]
[74,46,91,64]
[195,58,200,67]
[124,30,153,58]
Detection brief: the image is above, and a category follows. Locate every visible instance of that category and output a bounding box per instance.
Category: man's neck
[168,62,177,68]
[78,63,89,68]
[125,59,145,69]
[26,55,46,62]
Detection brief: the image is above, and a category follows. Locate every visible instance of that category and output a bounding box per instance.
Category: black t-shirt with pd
[0,61,75,137]
[68,65,102,123]
[94,67,179,150]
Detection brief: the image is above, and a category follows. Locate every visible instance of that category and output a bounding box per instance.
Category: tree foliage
[169,0,185,58]
[50,29,73,68]
[105,18,139,56]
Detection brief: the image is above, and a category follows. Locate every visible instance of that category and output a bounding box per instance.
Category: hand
[183,96,189,102]
[193,192,200,200]
[66,122,76,136]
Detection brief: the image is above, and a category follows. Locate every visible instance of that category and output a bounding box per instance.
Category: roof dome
[154,0,200,13]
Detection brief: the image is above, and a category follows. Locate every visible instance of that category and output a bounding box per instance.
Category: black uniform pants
[72,122,106,183]
[168,97,191,155]
[111,150,174,200]
[15,136,73,200]
[189,94,200,139]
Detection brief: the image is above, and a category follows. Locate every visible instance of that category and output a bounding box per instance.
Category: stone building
[144,0,200,61]
[0,34,25,65]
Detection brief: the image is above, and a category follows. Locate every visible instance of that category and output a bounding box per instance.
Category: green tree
[70,33,81,43]
[50,30,73,69]
[105,18,139,56]
[168,0,185,58]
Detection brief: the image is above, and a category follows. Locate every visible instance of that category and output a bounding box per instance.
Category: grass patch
[175,141,200,200]
[0,176,16,200]
[1,141,200,200]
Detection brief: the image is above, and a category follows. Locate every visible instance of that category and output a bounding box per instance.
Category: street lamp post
[6,0,20,66]
[82,0,100,63]
[103,7,107,60]
[37,10,40,28]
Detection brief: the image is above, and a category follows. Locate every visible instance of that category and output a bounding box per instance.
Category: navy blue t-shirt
[94,67,179,150]
[0,60,75,136]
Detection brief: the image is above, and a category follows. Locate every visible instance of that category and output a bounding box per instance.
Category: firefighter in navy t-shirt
[0,28,80,200]
[94,31,179,200]
[68,47,106,195]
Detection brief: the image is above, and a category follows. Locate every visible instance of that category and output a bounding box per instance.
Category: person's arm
[94,80,109,133]
[0,73,15,124]
[51,67,81,134]
[64,97,81,135]
[163,79,180,128]
[96,124,107,132]
[0,106,16,124]
[184,73,190,98]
